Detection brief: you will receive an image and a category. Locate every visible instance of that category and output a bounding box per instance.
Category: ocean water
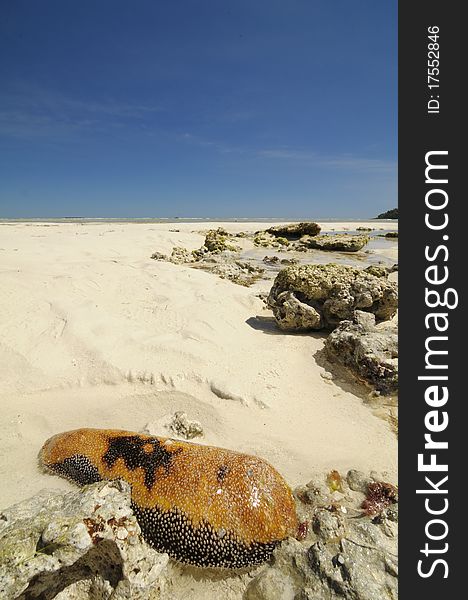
[0,216,397,225]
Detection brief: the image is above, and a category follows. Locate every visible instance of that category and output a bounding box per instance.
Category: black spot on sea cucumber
[103,435,179,490]
[50,455,102,486]
[132,502,279,569]
[217,464,230,482]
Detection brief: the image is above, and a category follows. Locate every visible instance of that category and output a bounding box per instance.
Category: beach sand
[0,220,398,598]
[0,220,397,514]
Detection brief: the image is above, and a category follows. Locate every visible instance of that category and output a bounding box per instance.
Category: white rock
[0,480,169,599]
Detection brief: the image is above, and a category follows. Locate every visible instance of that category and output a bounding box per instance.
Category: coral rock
[0,480,169,599]
[268,264,398,331]
[203,228,240,253]
[325,312,398,394]
[298,234,369,252]
[266,222,321,239]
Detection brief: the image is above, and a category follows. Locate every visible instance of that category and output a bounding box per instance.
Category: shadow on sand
[245,315,326,338]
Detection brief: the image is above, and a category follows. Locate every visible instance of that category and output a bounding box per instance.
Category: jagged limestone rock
[0,480,169,599]
[324,311,398,394]
[364,265,390,278]
[263,255,280,264]
[191,257,265,286]
[253,232,290,249]
[247,470,398,600]
[167,411,204,439]
[1,464,397,600]
[346,470,374,494]
[150,251,168,261]
[203,228,240,253]
[151,247,194,265]
[143,411,204,441]
[246,521,397,600]
[244,567,297,600]
[170,246,194,264]
[312,508,346,541]
[151,228,266,286]
[268,264,398,331]
[270,289,324,330]
[298,234,369,252]
[151,228,240,267]
[266,222,321,239]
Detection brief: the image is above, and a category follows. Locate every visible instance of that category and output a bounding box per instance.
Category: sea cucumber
[40,428,298,568]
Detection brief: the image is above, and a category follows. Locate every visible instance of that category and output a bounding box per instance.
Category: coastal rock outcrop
[253,231,290,249]
[150,228,264,286]
[324,311,398,394]
[0,480,169,599]
[151,228,240,265]
[246,470,398,600]
[263,256,299,266]
[251,226,368,253]
[201,227,240,253]
[298,234,369,252]
[250,222,321,249]
[151,246,193,264]
[364,265,391,278]
[266,222,321,238]
[267,264,398,331]
[0,469,397,600]
[186,257,264,286]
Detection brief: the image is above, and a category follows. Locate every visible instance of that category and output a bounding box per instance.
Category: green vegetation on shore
[376,208,398,219]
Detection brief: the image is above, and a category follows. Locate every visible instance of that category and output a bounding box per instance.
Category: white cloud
[257,148,396,172]
[0,84,163,139]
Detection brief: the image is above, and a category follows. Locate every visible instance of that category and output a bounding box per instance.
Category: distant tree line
[376,208,398,219]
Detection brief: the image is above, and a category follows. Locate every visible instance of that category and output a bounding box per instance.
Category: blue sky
[0,1,397,218]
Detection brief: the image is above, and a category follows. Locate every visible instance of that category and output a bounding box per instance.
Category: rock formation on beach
[0,480,169,599]
[253,231,290,248]
[324,311,398,395]
[191,258,265,287]
[263,255,299,266]
[297,234,369,252]
[364,264,397,278]
[249,222,369,253]
[268,264,398,331]
[151,246,193,264]
[151,224,377,292]
[266,222,321,238]
[143,411,204,440]
[0,220,399,599]
[0,470,397,600]
[254,469,398,600]
[199,227,240,254]
[151,228,241,265]
[151,228,264,286]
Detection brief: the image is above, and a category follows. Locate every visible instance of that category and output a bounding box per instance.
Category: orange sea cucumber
[40,428,298,568]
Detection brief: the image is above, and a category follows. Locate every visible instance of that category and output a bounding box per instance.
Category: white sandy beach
[0,220,397,513]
